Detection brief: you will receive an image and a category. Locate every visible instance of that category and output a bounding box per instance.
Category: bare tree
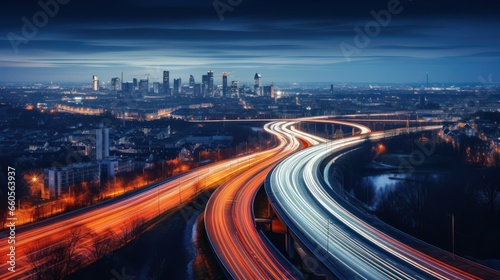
[26,241,67,280]
[376,181,427,232]
[401,182,427,232]
[478,183,499,216]
[89,229,118,262]
[26,225,90,280]
[119,217,146,246]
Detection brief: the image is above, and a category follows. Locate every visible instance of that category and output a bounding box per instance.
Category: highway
[191,114,442,125]
[205,122,302,279]
[0,133,286,279]
[266,126,499,279]
[0,117,367,279]
[340,119,442,123]
[204,120,370,279]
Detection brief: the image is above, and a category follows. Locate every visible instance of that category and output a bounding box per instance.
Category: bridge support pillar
[267,201,273,232]
[267,201,273,218]
[286,230,294,259]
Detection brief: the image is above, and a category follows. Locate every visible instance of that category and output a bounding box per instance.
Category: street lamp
[29,175,42,198]
[451,213,455,259]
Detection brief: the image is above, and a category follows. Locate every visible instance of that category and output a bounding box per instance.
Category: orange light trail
[204,120,349,279]
[0,134,286,279]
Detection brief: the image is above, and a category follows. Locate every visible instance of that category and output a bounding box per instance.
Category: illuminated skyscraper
[163,71,170,95]
[231,81,239,97]
[153,82,160,94]
[92,75,99,91]
[202,74,208,97]
[222,72,228,97]
[207,70,214,96]
[254,73,262,95]
[173,78,181,95]
[189,75,195,87]
[111,77,121,91]
[263,85,275,98]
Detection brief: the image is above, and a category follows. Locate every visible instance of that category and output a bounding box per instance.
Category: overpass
[266,125,500,279]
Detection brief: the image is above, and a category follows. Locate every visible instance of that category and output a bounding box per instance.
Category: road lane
[266,126,498,279]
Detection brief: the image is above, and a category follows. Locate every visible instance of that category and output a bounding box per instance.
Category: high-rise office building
[103,128,109,158]
[153,82,160,94]
[231,81,239,97]
[189,75,195,87]
[263,85,275,98]
[122,82,133,92]
[139,79,148,93]
[222,72,228,97]
[207,70,214,96]
[95,128,103,160]
[111,77,121,91]
[173,78,181,95]
[163,71,170,95]
[95,126,110,161]
[254,73,262,95]
[92,75,99,91]
[133,78,138,91]
[194,83,201,97]
[202,74,208,97]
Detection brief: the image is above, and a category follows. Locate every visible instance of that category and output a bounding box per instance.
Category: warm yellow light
[32,177,37,182]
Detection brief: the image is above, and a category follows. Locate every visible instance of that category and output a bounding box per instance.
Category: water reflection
[361,172,445,209]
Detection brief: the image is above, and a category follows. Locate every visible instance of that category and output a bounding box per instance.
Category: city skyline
[1,0,499,83]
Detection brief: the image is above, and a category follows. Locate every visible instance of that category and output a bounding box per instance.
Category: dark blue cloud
[0,0,499,83]
[11,40,141,53]
[373,45,478,50]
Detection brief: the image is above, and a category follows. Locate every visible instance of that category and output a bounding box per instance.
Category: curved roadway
[205,122,302,279]
[266,126,500,279]
[205,120,370,279]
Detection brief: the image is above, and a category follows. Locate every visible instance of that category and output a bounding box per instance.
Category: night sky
[1,0,499,84]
